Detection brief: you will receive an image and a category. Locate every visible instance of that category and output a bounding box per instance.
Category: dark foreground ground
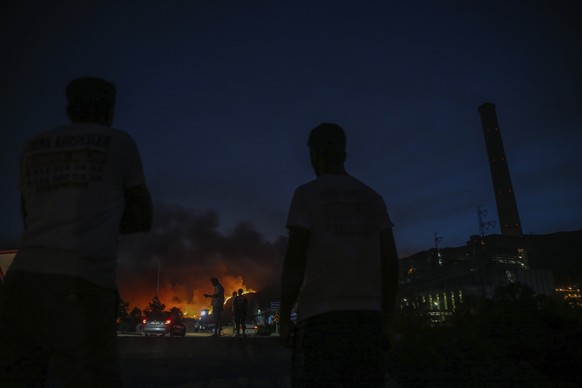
[45,331,582,387]
[47,332,402,387]
[118,334,293,387]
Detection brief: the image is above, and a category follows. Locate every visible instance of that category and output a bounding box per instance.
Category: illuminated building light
[555,286,582,308]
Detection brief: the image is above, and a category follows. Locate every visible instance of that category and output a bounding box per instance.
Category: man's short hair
[66,77,116,107]
[307,123,346,152]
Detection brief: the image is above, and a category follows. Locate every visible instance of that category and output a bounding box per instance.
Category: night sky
[1,1,581,312]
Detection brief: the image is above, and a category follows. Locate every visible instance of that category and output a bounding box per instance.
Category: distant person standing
[0,77,153,386]
[204,277,225,336]
[231,290,238,335]
[233,288,248,336]
[280,123,399,387]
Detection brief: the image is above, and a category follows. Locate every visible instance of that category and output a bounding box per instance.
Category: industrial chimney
[478,103,523,237]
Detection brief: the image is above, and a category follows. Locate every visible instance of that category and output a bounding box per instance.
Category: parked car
[255,323,276,336]
[142,312,186,337]
[193,309,215,333]
[238,322,258,336]
[193,317,215,333]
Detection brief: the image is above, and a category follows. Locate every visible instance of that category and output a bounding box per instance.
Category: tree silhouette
[118,298,130,322]
[387,282,582,386]
[144,295,165,317]
[130,306,143,332]
[117,298,131,331]
[169,306,184,319]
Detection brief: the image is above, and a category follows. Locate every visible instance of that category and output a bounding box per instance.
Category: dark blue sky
[2,0,581,258]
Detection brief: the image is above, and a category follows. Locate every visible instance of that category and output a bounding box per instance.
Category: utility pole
[156,260,160,297]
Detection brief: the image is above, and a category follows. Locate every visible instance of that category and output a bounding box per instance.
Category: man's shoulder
[348,176,384,198]
[28,124,71,140]
[298,176,382,197]
[294,178,318,192]
[28,124,133,143]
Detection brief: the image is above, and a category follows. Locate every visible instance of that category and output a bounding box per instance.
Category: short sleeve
[378,195,394,231]
[121,133,146,189]
[286,187,311,230]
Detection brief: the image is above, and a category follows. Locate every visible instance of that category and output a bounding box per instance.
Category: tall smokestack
[478,103,523,237]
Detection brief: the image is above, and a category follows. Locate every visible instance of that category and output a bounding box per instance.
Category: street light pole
[156,260,160,297]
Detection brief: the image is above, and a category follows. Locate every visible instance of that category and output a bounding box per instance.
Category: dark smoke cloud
[117,204,287,311]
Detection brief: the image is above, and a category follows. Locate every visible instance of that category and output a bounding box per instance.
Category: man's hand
[280,226,309,349]
[279,319,295,348]
[380,228,399,351]
[381,316,396,351]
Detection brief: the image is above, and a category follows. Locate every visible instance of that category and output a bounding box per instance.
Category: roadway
[117,333,291,387]
[45,330,401,387]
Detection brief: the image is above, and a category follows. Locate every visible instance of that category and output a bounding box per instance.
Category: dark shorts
[0,270,122,387]
[234,311,247,326]
[213,307,223,321]
[292,310,385,387]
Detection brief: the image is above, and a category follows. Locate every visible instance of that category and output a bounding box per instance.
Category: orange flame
[119,274,256,318]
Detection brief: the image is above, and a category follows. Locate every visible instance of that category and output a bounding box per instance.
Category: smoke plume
[117,204,287,317]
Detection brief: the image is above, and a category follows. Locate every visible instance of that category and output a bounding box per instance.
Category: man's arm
[280,226,310,347]
[120,184,153,234]
[205,285,225,298]
[205,291,222,298]
[380,228,399,335]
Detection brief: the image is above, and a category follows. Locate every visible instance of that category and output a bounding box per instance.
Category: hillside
[401,229,582,285]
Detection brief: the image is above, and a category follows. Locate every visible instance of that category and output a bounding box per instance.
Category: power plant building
[397,103,559,325]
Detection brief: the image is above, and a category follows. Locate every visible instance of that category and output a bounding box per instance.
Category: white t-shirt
[12,123,146,288]
[286,175,393,321]
[212,283,225,311]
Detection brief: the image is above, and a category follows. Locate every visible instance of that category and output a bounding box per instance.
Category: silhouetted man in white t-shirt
[280,123,399,387]
[204,277,225,336]
[0,77,152,387]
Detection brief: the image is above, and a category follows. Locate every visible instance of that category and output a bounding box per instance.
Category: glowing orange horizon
[119,274,256,318]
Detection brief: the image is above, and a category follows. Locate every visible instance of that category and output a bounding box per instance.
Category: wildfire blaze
[117,205,286,317]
